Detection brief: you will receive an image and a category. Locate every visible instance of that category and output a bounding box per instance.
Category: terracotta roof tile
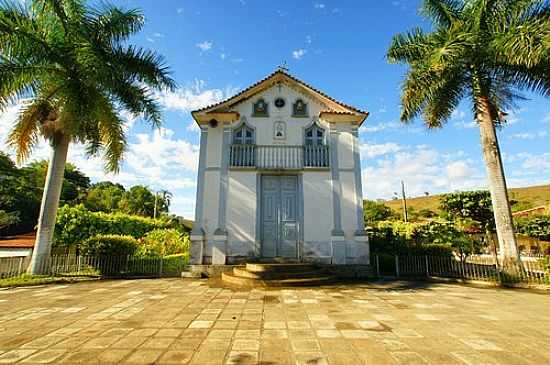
[0,233,35,249]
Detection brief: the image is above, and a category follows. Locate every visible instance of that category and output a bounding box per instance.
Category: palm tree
[387,0,549,263]
[0,0,175,274]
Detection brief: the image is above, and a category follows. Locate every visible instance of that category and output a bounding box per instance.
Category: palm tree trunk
[477,97,519,263]
[27,133,70,275]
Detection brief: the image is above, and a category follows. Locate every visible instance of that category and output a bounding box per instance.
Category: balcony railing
[230,144,330,169]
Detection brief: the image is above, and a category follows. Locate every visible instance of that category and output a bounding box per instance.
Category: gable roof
[191,70,369,124]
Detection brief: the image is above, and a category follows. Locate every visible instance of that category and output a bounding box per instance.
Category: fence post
[395,255,400,278]
[158,257,164,278]
[18,257,24,276]
[376,255,380,277]
[425,255,429,277]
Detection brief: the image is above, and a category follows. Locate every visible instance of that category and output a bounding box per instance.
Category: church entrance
[260,175,299,259]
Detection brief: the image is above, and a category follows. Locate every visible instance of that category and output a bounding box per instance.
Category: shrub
[136,229,190,258]
[368,220,469,256]
[80,234,138,256]
[54,204,175,246]
[515,216,550,240]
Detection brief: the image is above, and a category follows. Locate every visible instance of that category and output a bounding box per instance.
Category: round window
[274,98,285,108]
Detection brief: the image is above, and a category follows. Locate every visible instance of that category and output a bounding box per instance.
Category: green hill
[381,184,550,216]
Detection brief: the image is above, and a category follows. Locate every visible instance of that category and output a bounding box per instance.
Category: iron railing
[230,144,330,169]
[0,254,188,280]
[373,254,550,286]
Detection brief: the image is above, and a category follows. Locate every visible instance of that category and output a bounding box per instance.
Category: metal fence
[0,254,188,280]
[373,254,550,286]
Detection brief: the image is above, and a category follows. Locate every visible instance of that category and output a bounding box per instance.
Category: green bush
[136,229,190,258]
[54,204,175,246]
[80,234,139,256]
[368,220,467,256]
[515,216,550,240]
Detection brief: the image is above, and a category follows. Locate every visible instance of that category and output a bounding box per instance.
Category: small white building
[190,70,369,266]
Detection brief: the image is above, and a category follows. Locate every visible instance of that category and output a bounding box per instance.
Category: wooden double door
[261,175,299,259]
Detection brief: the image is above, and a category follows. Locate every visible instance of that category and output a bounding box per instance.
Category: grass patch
[382,184,550,215]
[0,274,96,288]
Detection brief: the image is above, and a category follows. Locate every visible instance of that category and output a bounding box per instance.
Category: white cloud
[512,152,550,172]
[154,79,238,114]
[196,41,213,51]
[292,49,307,60]
[454,120,478,129]
[176,8,184,14]
[305,35,312,44]
[314,3,325,9]
[451,109,478,129]
[220,53,226,60]
[0,104,22,144]
[360,142,401,158]
[362,121,418,133]
[508,131,548,140]
[362,146,484,199]
[542,113,550,123]
[446,161,475,180]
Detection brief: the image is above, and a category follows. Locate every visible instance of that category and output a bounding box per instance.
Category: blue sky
[1,0,549,218]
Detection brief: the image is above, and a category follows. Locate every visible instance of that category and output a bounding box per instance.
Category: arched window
[252,98,269,117]
[305,124,325,145]
[292,99,308,117]
[233,125,254,145]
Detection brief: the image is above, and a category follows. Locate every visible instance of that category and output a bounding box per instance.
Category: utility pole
[153,192,158,219]
[401,180,408,222]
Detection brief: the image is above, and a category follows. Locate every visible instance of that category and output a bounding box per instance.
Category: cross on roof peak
[277,61,289,73]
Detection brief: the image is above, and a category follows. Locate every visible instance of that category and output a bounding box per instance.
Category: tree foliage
[440,190,495,231]
[387,0,550,128]
[363,200,395,224]
[368,220,473,255]
[515,216,550,240]
[137,229,190,258]
[118,185,169,217]
[0,210,20,231]
[80,234,138,256]
[0,0,176,170]
[53,204,175,246]
[83,181,125,213]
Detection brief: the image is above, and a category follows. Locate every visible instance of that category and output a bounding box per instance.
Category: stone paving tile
[1,279,550,364]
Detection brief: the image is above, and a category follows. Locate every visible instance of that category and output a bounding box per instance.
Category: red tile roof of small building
[0,233,36,249]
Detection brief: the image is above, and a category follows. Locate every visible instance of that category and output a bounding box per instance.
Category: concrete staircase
[221,263,337,287]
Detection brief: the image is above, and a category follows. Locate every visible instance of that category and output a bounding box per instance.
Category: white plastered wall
[226,170,257,258]
[302,171,333,259]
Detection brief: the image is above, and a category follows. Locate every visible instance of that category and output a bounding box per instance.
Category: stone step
[232,266,328,280]
[245,263,317,273]
[221,271,337,287]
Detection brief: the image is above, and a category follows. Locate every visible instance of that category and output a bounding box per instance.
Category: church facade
[189,70,369,266]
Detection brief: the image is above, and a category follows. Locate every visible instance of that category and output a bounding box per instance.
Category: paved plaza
[0,278,549,364]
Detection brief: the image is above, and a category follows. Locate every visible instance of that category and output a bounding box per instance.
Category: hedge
[80,234,139,256]
[515,216,550,240]
[136,229,190,258]
[368,220,469,256]
[54,204,174,246]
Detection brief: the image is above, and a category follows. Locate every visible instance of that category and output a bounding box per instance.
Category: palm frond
[420,0,464,27]
[490,3,550,68]
[7,99,51,163]
[387,28,432,64]
[108,45,176,91]
[87,4,144,43]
